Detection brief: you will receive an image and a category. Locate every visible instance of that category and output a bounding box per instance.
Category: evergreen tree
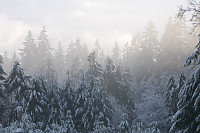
[136,20,159,82]
[47,89,62,125]
[65,38,89,71]
[5,61,29,122]
[94,39,105,65]
[0,55,6,125]
[10,51,19,68]
[0,55,6,99]
[82,52,113,132]
[165,76,177,114]
[73,73,90,131]
[112,42,121,65]
[3,51,10,74]
[59,72,76,128]
[54,42,66,83]
[26,77,48,124]
[169,3,200,132]
[20,31,37,75]
[64,110,77,133]
[43,58,58,90]
[37,26,52,70]
[118,113,130,133]
[158,16,194,76]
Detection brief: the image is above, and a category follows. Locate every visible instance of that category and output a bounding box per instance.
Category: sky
[0,0,186,55]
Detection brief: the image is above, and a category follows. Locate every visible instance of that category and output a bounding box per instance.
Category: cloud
[0,14,29,54]
[69,10,86,17]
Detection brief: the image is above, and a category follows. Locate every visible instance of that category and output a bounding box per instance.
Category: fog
[1,0,199,133]
[0,0,185,54]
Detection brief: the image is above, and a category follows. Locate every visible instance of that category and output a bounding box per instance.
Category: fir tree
[5,61,29,122]
[20,31,37,75]
[0,55,6,99]
[47,89,62,125]
[26,77,48,124]
[82,52,113,132]
[54,42,66,83]
[37,26,52,70]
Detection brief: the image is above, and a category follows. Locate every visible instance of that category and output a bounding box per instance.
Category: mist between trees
[0,3,200,133]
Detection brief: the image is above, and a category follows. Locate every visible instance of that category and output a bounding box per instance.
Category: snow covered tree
[135,20,159,82]
[26,77,48,124]
[63,110,77,133]
[92,112,113,133]
[43,58,58,90]
[118,117,130,133]
[54,42,66,83]
[112,42,121,65]
[169,2,200,132]
[65,38,89,71]
[165,76,177,114]
[10,51,19,68]
[103,57,116,95]
[158,15,194,77]
[73,73,90,131]
[0,55,6,99]
[47,89,62,125]
[37,26,52,70]
[4,61,30,123]
[0,55,7,125]
[58,72,77,131]
[82,52,113,132]
[115,66,135,110]
[94,39,105,65]
[3,51,11,74]
[5,61,29,103]
[20,31,37,75]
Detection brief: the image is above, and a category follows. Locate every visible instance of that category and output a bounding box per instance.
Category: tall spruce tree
[136,20,159,82]
[37,26,52,70]
[20,31,37,75]
[5,61,29,122]
[0,55,6,99]
[26,77,48,124]
[82,52,113,132]
[54,42,65,83]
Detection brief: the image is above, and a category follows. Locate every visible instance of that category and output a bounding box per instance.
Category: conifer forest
[1,0,200,133]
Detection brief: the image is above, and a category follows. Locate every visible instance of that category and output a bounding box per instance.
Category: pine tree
[73,73,90,131]
[59,72,76,128]
[20,31,37,75]
[135,20,159,82]
[3,51,10,74]
[26,77,48,124]
[112,42,121,65]
[94,39,105,65]
[47,89,62,125]
[43,58,58,90]
[0,55,6,99]
[165,76,177,114]
[54,42,66,83]
[64,110,77,133]
[169,3,200,132]
[158,16,194,76]
[82,52,113,132]
[37,26,52,70]
[5,61,29,122]
[118,113,130,133]
[0,55,6,125]
[65,38,89,71]
[10,51,19,68]
[103,57,116,96]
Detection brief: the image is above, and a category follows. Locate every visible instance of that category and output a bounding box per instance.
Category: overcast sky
[0,0,186,55]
